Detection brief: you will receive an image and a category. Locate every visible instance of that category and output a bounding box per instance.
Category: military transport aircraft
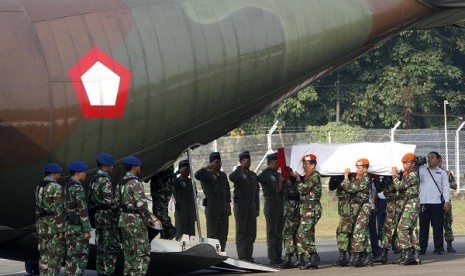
[2,0,465,274]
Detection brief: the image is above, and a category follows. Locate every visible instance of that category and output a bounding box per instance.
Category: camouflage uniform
[393,169,420,264]
[119,172,155,276]
[282,177,300,256]
[341,173,371,254]
[195,167,231,251]
[229,166,260,261]
[336,185,352,253]
[35,176,64,276]
[89,170,121,276]
[258,167,285,263]
[63,178,92,276]
[150,170,175,227]
[296,171,322,259]
[173,176,197,239]
[381,181,401,251]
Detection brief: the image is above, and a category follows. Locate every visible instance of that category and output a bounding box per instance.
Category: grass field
[172,190,465,242]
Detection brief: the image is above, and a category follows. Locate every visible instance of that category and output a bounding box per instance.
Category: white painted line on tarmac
[0,272,26,275]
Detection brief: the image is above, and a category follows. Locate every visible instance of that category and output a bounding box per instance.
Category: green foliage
[241,27,465,131]
[305,122,365,143]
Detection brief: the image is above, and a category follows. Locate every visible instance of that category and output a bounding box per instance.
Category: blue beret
[123,155,141,166]
[96,152,115,166]
[267,152,278,162]
[44,163,63,173]
[178,159,189,170]
[68,161,89,172]
[209,152,221,163]
[239,151,251,161]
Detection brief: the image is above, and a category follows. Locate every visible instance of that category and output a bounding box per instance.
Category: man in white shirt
[418,152,451,255]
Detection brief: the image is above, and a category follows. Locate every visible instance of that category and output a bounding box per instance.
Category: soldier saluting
[36,163,64,276]
[89,153,121,275]
[63,161,91,276]
[194,152,231,252]
[229,151,260,262]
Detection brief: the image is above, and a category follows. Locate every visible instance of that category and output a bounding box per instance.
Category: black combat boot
[355,252,365,267]
[380,248,389,264]
[414,249,421,265]
[392,250,405,264]
[294,253,305,268]
[362,252,373,267]
[301,252,319,269]
[349,252,357,266]
[279,254,295,269]
[447,241,456,253]
[333,250,348,266]
[399,249,416,265]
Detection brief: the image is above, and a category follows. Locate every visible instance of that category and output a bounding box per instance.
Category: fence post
[391,121,401,142]
[254,121,279,172]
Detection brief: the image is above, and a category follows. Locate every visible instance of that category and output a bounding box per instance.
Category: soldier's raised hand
[344,168,350,179]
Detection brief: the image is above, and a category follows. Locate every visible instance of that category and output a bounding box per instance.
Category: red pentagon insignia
[68,48,132,119]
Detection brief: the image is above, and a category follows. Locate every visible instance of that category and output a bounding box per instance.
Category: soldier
[63,161,91,276]
[341,158,371,267]
[35,163,64,276]
[380,168,402,263]
[150,166,176,239]
[391,152,420,265]
[257,152,285,265]
[438,157,457,253]
[280,167,300,269]
[294,154,322,270]
[229,151,260,262]
[332,174,352,267]
[194,152,231,252]
[119,156,156,276]
[173,160,197,240]
[89,153,121,276]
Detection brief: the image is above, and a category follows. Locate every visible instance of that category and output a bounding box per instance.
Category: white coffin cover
[284,142,416,176]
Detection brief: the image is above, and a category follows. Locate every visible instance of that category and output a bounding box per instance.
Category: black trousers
[369,198,387,256]
[419,203,444,252]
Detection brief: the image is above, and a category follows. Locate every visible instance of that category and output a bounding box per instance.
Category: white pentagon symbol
[81,61,121,106]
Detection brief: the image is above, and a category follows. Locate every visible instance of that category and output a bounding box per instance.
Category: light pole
[444,100,449,170]
[455,121,465,192]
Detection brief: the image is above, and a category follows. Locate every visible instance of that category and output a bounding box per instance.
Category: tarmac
[1,236,464,275]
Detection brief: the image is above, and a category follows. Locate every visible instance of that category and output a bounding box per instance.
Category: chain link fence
[179,128,465,192]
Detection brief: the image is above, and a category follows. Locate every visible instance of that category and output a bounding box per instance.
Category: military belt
[121,207,139,215]
[94,205,112,210]
[307,199,320,204]
[352,199,369,204]
[121,209,139,214]
[286,195,300,201]
[38,212,54,218]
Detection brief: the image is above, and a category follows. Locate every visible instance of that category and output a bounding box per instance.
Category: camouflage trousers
[64,233,89,276]
[444,203,454,242]
[120,226,150,276]
[381,198,402,249]
[283,200,300,255]
[336,198,352,252]
[296,202,322,257]
[396,198,420,250]
[352,202,370,253]
[38,234,63,276]
[96,228,121,276]
[153,201,171,225]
